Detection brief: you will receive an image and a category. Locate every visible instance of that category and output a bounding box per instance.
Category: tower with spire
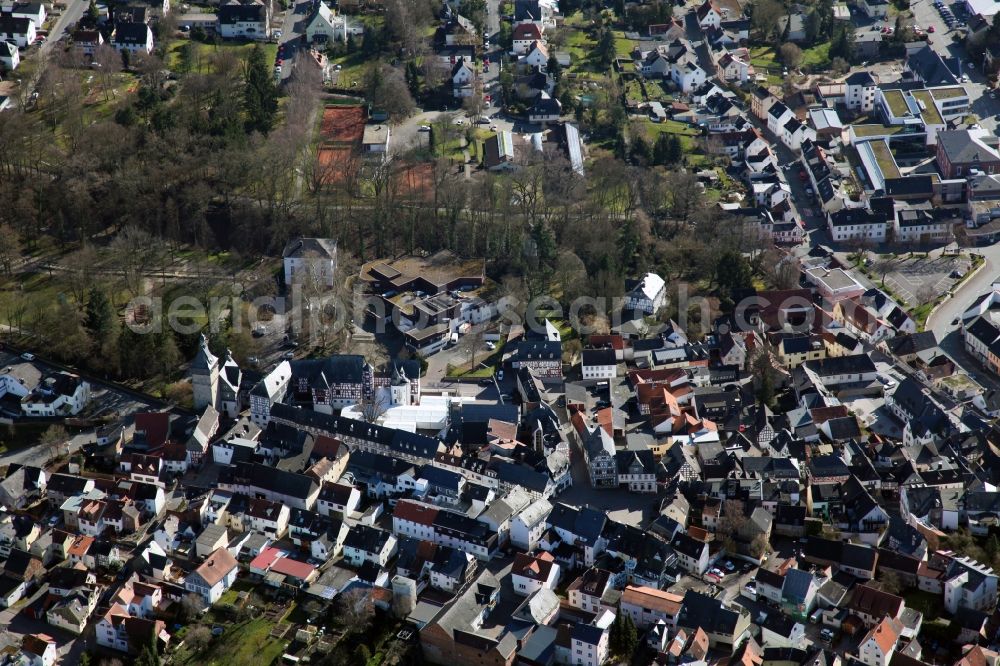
[191,334,219,410]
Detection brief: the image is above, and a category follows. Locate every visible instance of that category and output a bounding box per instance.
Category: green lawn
[749,46,778,70]
[624,79,645,104]
[329,51,371,90]
[173,618,289,666]
[168,40,279,75]
[612,30,638,56]
[645,119,702,151]
[801,41,831,69]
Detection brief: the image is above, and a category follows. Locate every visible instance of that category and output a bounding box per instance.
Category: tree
[715,250,753,296]
[178,593,204,622]
[880,570,903,595]
[358,391,388,423]
[0,224,20,275]
[458,325,486,369]
[134,633,160,666]
[330,588,374,636]
[242,44,278,134]
[40,424,69,459]
[365,61,416,122]
[652,133,682,166]
[547,52,562,83]
[597,27,616,67]
[749,533,770,559]
[750,0,784,42]
[86,0,99,24]
[717,500,748,552]
[622,614,639,657]
[780,42,803,70]
[610,612,624,655]
[185,626,212,653]
[750,342,779,406]
[85,288,115,345]
[630,133,651,165]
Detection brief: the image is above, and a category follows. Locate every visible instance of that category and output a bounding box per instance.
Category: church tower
[191,334,219,410]
[389,364,411,407]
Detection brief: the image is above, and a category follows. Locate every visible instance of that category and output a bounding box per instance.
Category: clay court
[393,162,434,202]
[320,105,366,145]
[316,146,359,186]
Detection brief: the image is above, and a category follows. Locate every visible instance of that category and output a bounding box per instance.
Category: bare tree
[331,587,374,636]
[62,244,101,304]
[458,325,486,369]
[40,425,69,460]
[185,625,212,653]
[779,43,803,70]
[178,593,205,621]
[110,226,158,296]
[357,391,389,423]
[0,224,21,275]
[93,44,122,102]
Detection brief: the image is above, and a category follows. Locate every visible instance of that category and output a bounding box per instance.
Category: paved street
[40,0,85,55]
[0,349,166,466]
[277,0,314,81]
[926,242,1000,390]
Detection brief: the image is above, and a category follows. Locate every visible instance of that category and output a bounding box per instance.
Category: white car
[486,341,496,351]
[418,125,431,132]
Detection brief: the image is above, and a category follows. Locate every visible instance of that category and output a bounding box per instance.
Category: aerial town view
[10,0,1000,664]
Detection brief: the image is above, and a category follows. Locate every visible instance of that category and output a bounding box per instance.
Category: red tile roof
[393,500,439,526]
[191,547,237,587]
[270,556,316,580]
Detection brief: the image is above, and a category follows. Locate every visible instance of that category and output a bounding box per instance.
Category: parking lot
[880,253,970,307]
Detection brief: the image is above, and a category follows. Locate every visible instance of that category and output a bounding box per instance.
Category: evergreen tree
[623,614,639,657]
[85,288,115,347]
[613,128,627,160]
[757,368,775,406]
[361,27,380,57]
[715,250,753,295]
[630,133,651,164]
[547,53,562,83]
[987,534,1000,560]
[157,331,182,376]
[243,44,278,134]
[86,0,99,24]
[618,216,642,274]
[597,27,616,67]
[610,612,623,654]
[652,132,684,166]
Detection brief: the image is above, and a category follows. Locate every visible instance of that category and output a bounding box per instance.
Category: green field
[173,617,289,666]
[168,40,279,75]
[801,41,831,68]
[645,119,702,151]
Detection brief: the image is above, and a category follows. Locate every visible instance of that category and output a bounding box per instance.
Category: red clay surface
[317,146,360,186]
[393,162,434,202]
[320,105,366,145]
